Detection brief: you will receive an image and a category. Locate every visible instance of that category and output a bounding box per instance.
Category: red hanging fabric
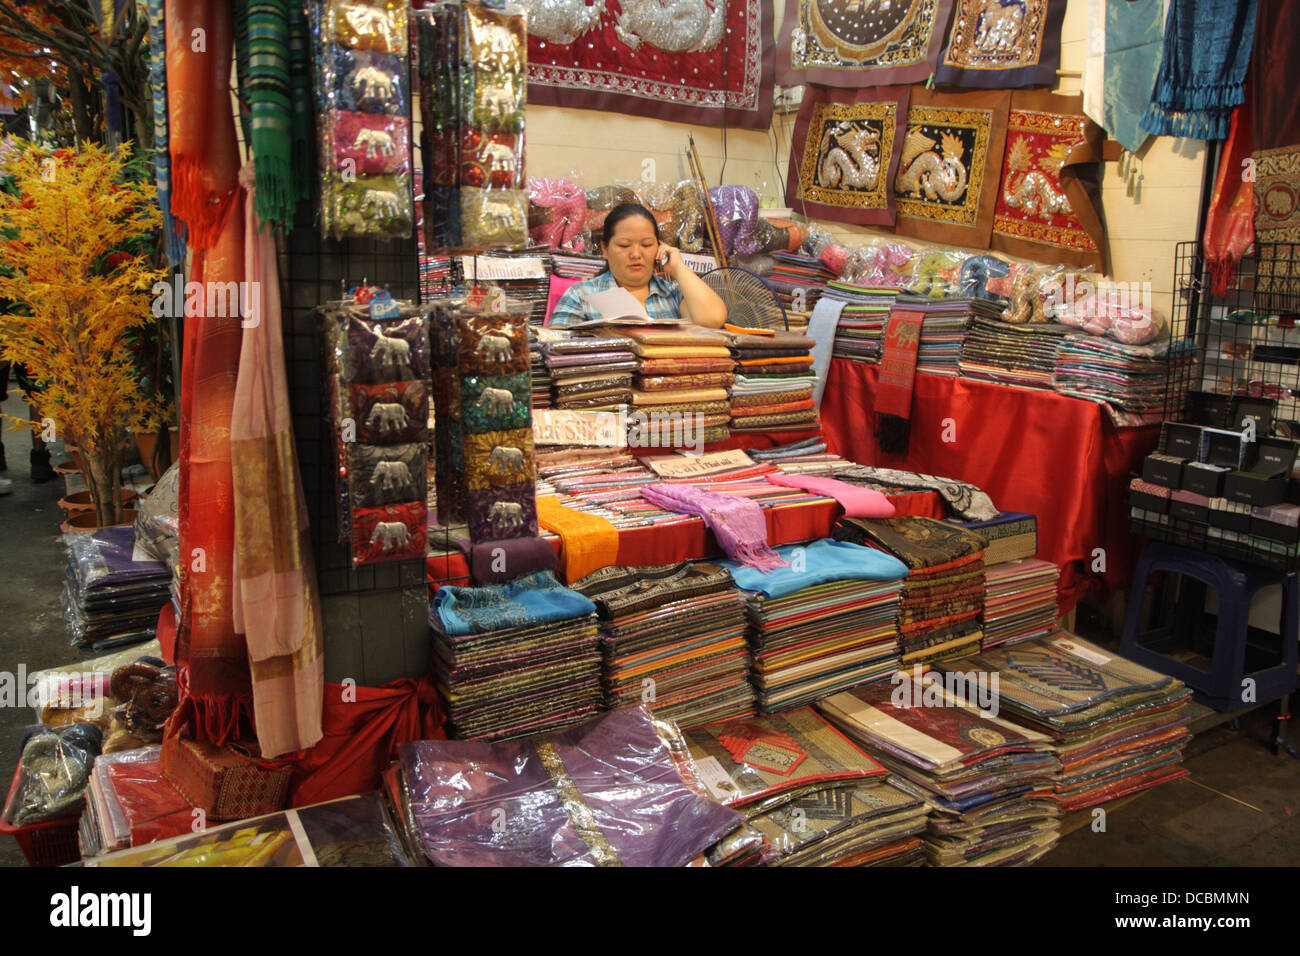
[1203,97,1255,295]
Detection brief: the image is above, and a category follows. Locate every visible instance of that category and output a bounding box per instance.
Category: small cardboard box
[1203,428,1247,468]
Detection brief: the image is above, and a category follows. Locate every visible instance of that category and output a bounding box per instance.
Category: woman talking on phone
[548,202,728,329]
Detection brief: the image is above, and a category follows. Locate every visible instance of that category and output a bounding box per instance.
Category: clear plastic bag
[132,460,180,570]
[5,729,95,826]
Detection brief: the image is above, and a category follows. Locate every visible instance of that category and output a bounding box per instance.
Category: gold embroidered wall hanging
[893,87,1010,249]
[935,0,1065,88]
[776,0,956,87]
[787,84,911,226]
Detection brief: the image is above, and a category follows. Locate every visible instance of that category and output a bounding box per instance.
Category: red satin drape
[820,359,1159,611]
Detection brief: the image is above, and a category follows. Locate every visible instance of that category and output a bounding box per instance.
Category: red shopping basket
[0,762,82,867]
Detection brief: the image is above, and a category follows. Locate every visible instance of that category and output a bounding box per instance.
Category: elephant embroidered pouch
[934,0,1066,88]
[324,174,415,243]
[456,310,529,376]
[349,442,428,508]
[464,428,536,492]
[787,84,911,227]
[990,91,1106,272]
[776,0,955,87]
[461,130,525,191]
[331,111,411,176]
[332,48,407,114]
[460,372,531,434]
[350,380,429,445]
[467,482,539,543]
[352,501,427,566]
[343,312,430,384]
[894,87,1010,250]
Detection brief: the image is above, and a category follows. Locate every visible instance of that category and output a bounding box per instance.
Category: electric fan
[701,266,789,331]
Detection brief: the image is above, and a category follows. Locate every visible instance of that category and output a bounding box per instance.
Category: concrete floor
[1,389,1298,866]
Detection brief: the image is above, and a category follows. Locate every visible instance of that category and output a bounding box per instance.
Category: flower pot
[133,430,160,480]
[60,509,137,535]
[57,488,139,516]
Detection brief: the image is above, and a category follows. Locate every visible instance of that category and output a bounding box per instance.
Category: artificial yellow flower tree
[0,143,165,527]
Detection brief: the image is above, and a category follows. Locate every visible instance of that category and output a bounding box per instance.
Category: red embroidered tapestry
[991,91,1107,272]
[523,0,775,131]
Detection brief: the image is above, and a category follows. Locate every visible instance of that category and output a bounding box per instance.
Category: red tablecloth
[428,490,943,589]
[820,359,1160,611]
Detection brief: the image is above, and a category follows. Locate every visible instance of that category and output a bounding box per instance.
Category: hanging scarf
[166,0,241,251]
[288,1,314,198]
[1203,103,1255,294]
[230,163,324,759]
[233,0,296,230]
[640,483,789,572]
[1141,0,1258,140]
[875,310,924,454]
[146,0,186,265]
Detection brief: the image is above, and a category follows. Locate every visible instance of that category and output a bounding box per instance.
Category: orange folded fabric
[737,355,816,367]
[729,398,815,417]
[536,496,620,581]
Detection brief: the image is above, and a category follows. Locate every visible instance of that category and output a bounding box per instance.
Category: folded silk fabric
[732,348,814,360]
[767,474,895,518]
[632,345,734,360]
[641,483,789,572]
[470,537,558,585]
[631,388,730,405]
[398,707,743,867]
[636,373,736,390]
[727,332,817,351]
[737,356,815,368]
[723,539,908,599]
[639,357,737,375]
[835,464,999,522]
[730,398,815,417]
[833,517,988,569]
[536,496,621,582]
[433,570,596,636]
[732,387,814,407]
[615,327,730,347]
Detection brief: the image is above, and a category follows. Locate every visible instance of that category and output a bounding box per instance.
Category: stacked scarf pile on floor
[683,708,929,866]
[820,677,1063,866]
[430,571,603,740]
[934,634,1193,811]
[765,253,836,330]
[725,539,909,712]
[980,559,1061,650]
[640,483,788,572]
[542,333,638,410]
[1140,0,1258,139]
[727,330,820,433]
[571,562,756,727]
[618,327,734,447]
[834,517,988,667]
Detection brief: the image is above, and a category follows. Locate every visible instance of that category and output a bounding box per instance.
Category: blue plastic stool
[1121,541,1299,711]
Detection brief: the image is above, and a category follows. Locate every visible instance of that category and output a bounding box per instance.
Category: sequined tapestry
[787,85,911,226]
[935,0,1065,88]
[776,0,955,87]
[893,88,1010,249]
[991,91,1106,272]
[521,0,774,130]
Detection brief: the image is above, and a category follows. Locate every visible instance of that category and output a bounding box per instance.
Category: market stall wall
[514,0,1205,319]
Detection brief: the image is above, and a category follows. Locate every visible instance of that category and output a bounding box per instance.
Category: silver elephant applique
[488,501,525,527]
[370,460,413,499]
[488,445,527,473]
[476,333,515,363]
[369,521,411,550]
[614,0,725,53]
[368,334,412,373]
[476,387,517,414]
[352,128,396,159]
[366,402,409,434]
[518,0,606,44]
[351,66,396,101]
[361,189,404,218]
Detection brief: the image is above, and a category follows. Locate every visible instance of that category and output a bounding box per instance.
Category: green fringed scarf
[234,0,301,230]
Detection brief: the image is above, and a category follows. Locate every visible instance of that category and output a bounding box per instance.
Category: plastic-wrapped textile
[350,501,427,564]
[528,177,588,250]
[709,185,761,258]
[347,442,427,508]
[132,460,180,569]
[349,379,429,444]
[416,3,463,249]
[397,706,741,866]
[331,0,408,54]
[5,730,95,825]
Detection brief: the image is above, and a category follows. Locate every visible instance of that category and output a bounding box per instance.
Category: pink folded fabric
[767,473,896,518]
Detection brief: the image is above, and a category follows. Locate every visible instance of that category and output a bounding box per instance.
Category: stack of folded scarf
[430,570,604,740]
[617,326,735,447]
[529,326,551,409]
[724,539,909,712]
[935,634,1193,812]
[958,316,1072,389]
[834,517,988,667]
[820,676,1063,866]
[892,294,987,377]
[682,708,928,866]
[766,252,836,330]
[981,559,1060,650]
[543,334,638,410]
[728,329,820,432]
[571,561,756,727]
[1052,334,1195,428]
[823,282,903,364]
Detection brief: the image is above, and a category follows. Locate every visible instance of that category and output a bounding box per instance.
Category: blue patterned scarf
[146,0,186,265]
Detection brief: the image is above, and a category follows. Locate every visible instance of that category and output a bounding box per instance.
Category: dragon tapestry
[775,0,955,87]
[934,0,1065,88]
[787,84,911,226]
[991,91,1107,272]
[521,0,774,130]
[893,88,1009,249]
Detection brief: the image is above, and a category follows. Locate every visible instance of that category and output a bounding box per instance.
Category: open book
[566,286,681,328]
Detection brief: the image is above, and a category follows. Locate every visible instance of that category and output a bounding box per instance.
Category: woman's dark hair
[602,202,659,249]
